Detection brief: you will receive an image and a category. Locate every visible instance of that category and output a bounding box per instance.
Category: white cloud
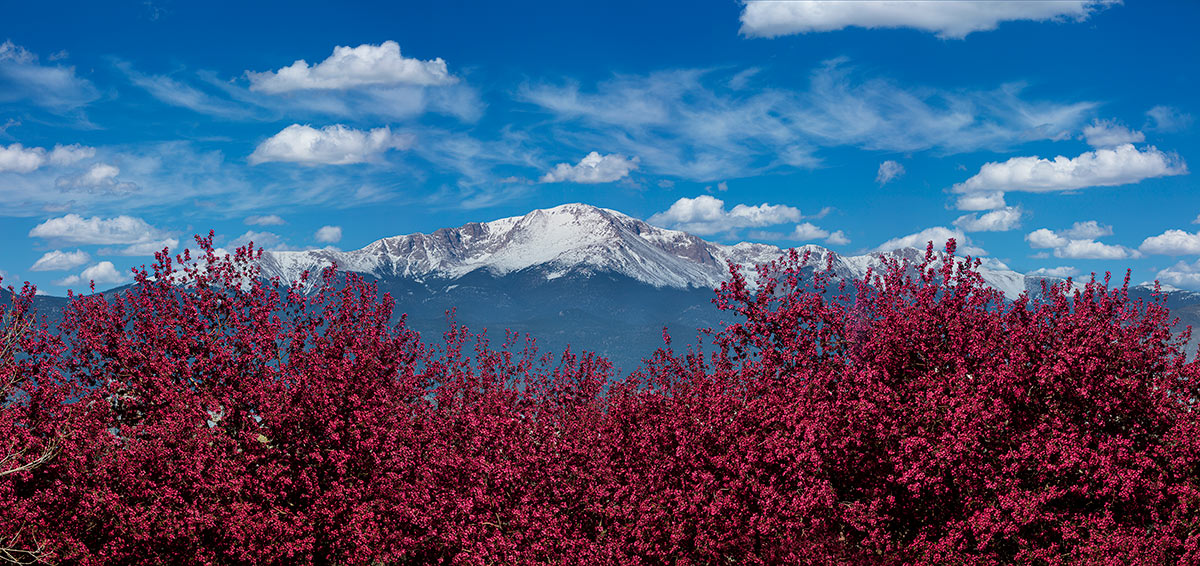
[739,0,1118,39]
[540,151,639,184]
[954,192,1006,211]
[1026,228,1069,249]
[246,41,456,94]
[1062,220,1112,239]
[0,40,100,112]
[249,124,414,165]
[245,214,286,226]
[791,222,829,240]
[1082,119,1144,148]
[1054,239,1135,260]
[648,195,803,235]
[521,61,1095,182]
[229,230,297,252]
[952,144,1187,209]
[1146,105,1193,133]
[1140,229,1200,255]
[112,239,180,257]
[874,226,985,256]
[55,261,128,288]
[30,249,90,271]
[28,214,171,245]
[952,206,1023,232]
[1155,260,1200,289]
[1029,266,1079,278]
[1025,224,1136,259]
[0,142,94,173]
[876,160,904,185]
[790,223,850,245]
[55,163,138,193]
[825,230,850,245]
[315,225,342,243]
[0,143,45,173]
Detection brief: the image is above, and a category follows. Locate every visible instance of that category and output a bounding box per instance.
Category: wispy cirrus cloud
[520,60,1096,182]
[875,160,904,185]
[0,40,100,115]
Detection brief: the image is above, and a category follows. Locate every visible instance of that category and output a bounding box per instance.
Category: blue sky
[2,0,1198,292]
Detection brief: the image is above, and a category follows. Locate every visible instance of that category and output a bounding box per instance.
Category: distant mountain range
[10,203,1200,371]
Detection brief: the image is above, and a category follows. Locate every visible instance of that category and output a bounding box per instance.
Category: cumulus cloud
[246,41,456,94]
[825,230,850,246]
[739,0,1118,39]
[54,261,128,288]
[954,192,1006,211]
[1140,229,1200,255]
[0,142,94,173]
[788,222,850,245]
[952,206,1024,232]
[1025,223,1136,259]
[874,226,986,256]
[249,124,414,165]
[0,40,100,112]
[30,249,90,271]
[952,144,1187,209]
[540,152,639,183]
[55,163,138,193]
[1026,228,1069,249]
[648,195,803,235]
[876,160,904,185]
[1063,220,1113,239]
[315,225,342,243]
[28,214,171,245]
[1082,119,1144,147]
[790,222,829,240]
[245,214,286,226]
[1155,260,1200,289]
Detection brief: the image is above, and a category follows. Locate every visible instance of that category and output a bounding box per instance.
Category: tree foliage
[2,236,1199,564]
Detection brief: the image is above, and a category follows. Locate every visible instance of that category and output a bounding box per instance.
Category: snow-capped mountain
[260,203,1065,298]
[12,203,1199,371]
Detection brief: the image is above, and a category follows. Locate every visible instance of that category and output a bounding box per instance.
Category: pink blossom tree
[1,236,1198,564]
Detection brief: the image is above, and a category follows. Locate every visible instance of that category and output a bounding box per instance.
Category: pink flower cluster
[2,236,1199,564]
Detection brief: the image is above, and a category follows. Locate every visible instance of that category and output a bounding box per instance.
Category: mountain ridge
[260,202,1069,298]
